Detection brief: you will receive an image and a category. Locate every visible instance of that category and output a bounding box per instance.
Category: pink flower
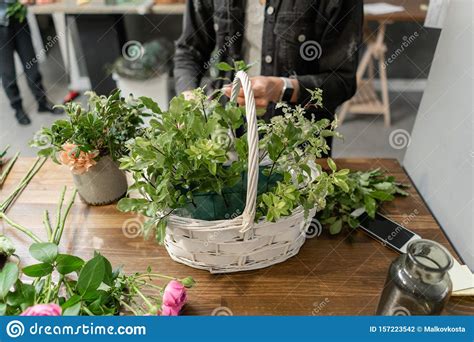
[161,280,187,316]
[21,303,62,316]
[58,143,99,175]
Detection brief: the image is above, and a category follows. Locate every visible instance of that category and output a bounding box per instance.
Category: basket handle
[230,71,259,233]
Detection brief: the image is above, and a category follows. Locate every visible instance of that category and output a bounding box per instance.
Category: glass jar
[376,239,453,315]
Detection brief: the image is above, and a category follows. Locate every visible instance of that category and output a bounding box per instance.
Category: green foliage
[0,189,195,316]
[316,168,409,234]
[30,90,149,164]
[118,86,346,243]
[6,3,26,23]
[0,236,15,258]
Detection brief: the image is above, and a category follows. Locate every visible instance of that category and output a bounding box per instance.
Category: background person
[174,0,363,151]
[0,0,62,125]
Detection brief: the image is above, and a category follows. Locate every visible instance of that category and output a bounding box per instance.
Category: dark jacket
[174,0,363,118]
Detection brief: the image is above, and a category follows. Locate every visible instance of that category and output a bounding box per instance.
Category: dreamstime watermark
[389,306,412,316]
[303,217,323,238]
[211,306,233,316]
[32,131,52,146]
[203,209,241,247]
[25,34,61,70]
[122,41,145,61]
[389,129,411,150]
[299,40,322,61]
[121,217,143,239]
[5,320,146,337]
[381,209,419,247]
[312,298,330,315]
[383,31,419,69]
[6,320,24,338]
[204,32,242,70]
[212,127,232,148]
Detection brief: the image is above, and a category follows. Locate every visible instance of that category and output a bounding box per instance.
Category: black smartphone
[358,212,421,253]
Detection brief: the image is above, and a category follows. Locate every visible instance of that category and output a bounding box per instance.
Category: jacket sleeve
[173,0,216,94]
[296,0,363,111]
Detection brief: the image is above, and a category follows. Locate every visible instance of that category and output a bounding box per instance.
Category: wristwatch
[279,77,294,103]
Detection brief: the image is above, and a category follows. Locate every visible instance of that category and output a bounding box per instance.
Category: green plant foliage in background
[6,2,26,23]
[30,90,150,163]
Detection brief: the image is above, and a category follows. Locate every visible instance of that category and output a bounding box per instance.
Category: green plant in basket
[118,84,350,243]
[30,90,150,172]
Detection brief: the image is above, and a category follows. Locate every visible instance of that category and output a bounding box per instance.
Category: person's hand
[181,90,196,101]
[19,0,32,5]
[223,76,284,108]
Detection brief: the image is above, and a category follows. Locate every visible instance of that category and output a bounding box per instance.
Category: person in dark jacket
[174,0,363,151]
[0,0,62,125]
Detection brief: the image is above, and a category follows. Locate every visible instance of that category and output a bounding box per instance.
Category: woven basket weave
[164,71,316,273]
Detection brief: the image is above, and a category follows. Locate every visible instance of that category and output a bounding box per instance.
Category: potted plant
[30,90,150,205]
[117,70,349,273]
[111,39,174,110]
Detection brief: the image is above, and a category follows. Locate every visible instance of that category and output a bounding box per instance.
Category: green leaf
[0,303,6,316]
[364,196,377,218]
[333,177,349,192]
[117,198,149,213]
[370,190,394,201]
[139,96,161,114]
[62,294,82,314]
[329,219,343,235]
[22,263,53,277]
[63,302,81,316]
[56,254,85,275]
[327,158,337,172]
[0,262,19,298]
[155,219,167,245]
[7,281,35,307]
[29,242,58,264]
[77,255,105,295]
[216,62,233,71]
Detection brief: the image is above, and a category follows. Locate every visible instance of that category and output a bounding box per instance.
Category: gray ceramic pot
[72,156,127,205]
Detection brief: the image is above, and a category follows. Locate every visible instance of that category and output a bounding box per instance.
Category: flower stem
[0,151,19,186]
[0,212,42,243]
[133,285,153,309]
[0,157,46,212]
[42,210,53,240]
[54,189,77,244]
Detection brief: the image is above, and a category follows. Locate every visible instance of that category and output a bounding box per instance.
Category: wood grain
[0,158,471,316]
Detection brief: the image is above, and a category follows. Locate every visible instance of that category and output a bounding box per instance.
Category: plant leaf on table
[0,186,195,316]
[316,168,410,234]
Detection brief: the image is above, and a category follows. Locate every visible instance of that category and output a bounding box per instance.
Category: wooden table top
[1,158,472,316]
[364,0,428,22]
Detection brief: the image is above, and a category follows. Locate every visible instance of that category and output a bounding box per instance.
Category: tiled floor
[0,48,422,162]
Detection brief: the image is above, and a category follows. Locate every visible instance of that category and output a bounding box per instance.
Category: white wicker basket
[164,71,316,273]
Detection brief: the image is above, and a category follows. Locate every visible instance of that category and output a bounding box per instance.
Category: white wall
[403,0,473,270]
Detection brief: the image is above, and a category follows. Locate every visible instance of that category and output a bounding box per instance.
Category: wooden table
[1,158,472,315]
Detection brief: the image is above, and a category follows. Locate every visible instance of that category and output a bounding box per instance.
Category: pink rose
[58,143,99,175]
[161,280,187,316]
[21,303,62,316]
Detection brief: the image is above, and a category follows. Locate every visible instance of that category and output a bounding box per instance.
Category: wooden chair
[338,22,391,127]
